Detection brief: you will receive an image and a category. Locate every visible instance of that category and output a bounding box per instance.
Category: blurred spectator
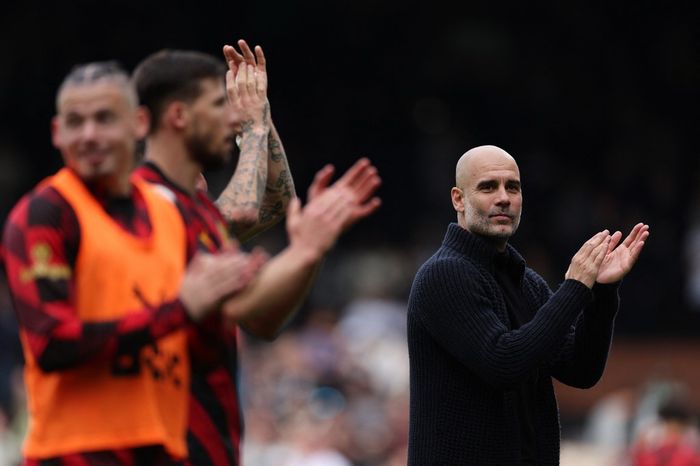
[584,387,638,453]
[240,250,411,466]
[628,393,700,466]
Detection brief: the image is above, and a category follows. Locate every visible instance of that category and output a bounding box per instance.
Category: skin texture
[51,77,255,318]
[216,40,295,241]
[451,145,650,287]
[451,145,522,251]
[138,42,383,339]
[52,80,148,196]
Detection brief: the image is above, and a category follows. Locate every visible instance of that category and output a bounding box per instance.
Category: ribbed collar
[442,223,526,277]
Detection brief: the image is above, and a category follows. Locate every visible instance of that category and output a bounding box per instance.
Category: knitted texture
[407,223,620,465]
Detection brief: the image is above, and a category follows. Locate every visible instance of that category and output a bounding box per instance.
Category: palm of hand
[596,246,631,284]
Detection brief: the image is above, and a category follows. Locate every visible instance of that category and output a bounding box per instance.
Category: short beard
[467,215,520,248]
[186,135,229,171]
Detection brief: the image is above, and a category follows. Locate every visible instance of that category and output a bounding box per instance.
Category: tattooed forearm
[263,123,295,205]
[215,124,269,231]
[268,134,283,163]
[259,169,293,223]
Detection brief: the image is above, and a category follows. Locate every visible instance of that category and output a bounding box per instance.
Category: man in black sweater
[407,145,649,465]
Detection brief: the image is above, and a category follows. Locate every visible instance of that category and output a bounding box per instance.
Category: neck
[144,132,201,195]
[78,171,131,198]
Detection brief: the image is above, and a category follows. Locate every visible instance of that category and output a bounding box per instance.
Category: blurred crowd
[2,245,699,465]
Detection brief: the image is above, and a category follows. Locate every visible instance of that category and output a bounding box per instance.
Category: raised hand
[223,40,269,133]
[565,231,611,288]
[285,159,382,259]
[306,158,382,230]
[596,223,649,284]
[223,39,266,80]
[286,187,354,257]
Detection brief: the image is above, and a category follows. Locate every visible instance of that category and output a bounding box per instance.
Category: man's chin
[75,164,116,181]
[486,226,516,241]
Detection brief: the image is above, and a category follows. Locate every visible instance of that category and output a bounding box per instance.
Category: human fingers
[565,233,609,287]
[349,167,381,203]
[621,223,644,249]
[346,197,382,226]
[307,164,335,201]
[255,62,268,98]
[245,64,257,96]
[236,62,249,99]
[577,230,609,258]
[592,235,611,267]
[630,224,650,248]
[255,45,267,72]
[628,229,649,263]
[238,39,257,65]
[334,158,371,188]
[223,44,245,66]
[607,231,622,255]
[226,69,239,102]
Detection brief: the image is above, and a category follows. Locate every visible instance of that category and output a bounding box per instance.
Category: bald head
[451,145,522,249]
[455,145,518,189]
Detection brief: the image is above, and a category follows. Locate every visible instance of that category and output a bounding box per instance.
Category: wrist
[240,119,270,136]
[285,241,323,268]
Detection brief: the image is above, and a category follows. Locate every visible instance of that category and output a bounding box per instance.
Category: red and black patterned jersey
[133,162,243,466]
[23,445,185,466]
[2,172,189,464]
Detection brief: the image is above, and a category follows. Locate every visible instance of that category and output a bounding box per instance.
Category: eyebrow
[475,179,521,189]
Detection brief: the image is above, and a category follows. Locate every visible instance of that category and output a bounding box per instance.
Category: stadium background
[0,1,698,464]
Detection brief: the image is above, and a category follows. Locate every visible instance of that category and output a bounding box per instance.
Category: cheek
[513,197,523,212]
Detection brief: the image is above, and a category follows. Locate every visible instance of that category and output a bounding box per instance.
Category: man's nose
[495,186,511,205]
[80,120,98,141]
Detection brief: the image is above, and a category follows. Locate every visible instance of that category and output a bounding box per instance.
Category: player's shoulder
[8,184,72,228]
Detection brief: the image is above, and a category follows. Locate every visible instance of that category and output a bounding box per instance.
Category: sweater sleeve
[409,256,592,390]
[545,280,620,388]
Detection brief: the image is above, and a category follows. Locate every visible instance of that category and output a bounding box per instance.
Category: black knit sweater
[407,224,620,465]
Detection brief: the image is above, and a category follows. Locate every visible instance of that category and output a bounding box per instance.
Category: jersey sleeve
[2,187,190,372]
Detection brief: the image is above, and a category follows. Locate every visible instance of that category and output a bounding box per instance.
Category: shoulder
[7,184,74,231]
[3,184,78,263]
[412,247,483,293]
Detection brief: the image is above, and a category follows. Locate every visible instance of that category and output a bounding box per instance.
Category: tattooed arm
[223,159,382,339]
[215,117,270,240]
[216,40,297,242]
[235,122,296,241]
[215,42,271,240]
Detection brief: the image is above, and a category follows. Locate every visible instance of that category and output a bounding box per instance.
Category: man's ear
[50,116,61,149]
[134,105,150,139]
[164,101,189,131]
[451,187,465,213]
